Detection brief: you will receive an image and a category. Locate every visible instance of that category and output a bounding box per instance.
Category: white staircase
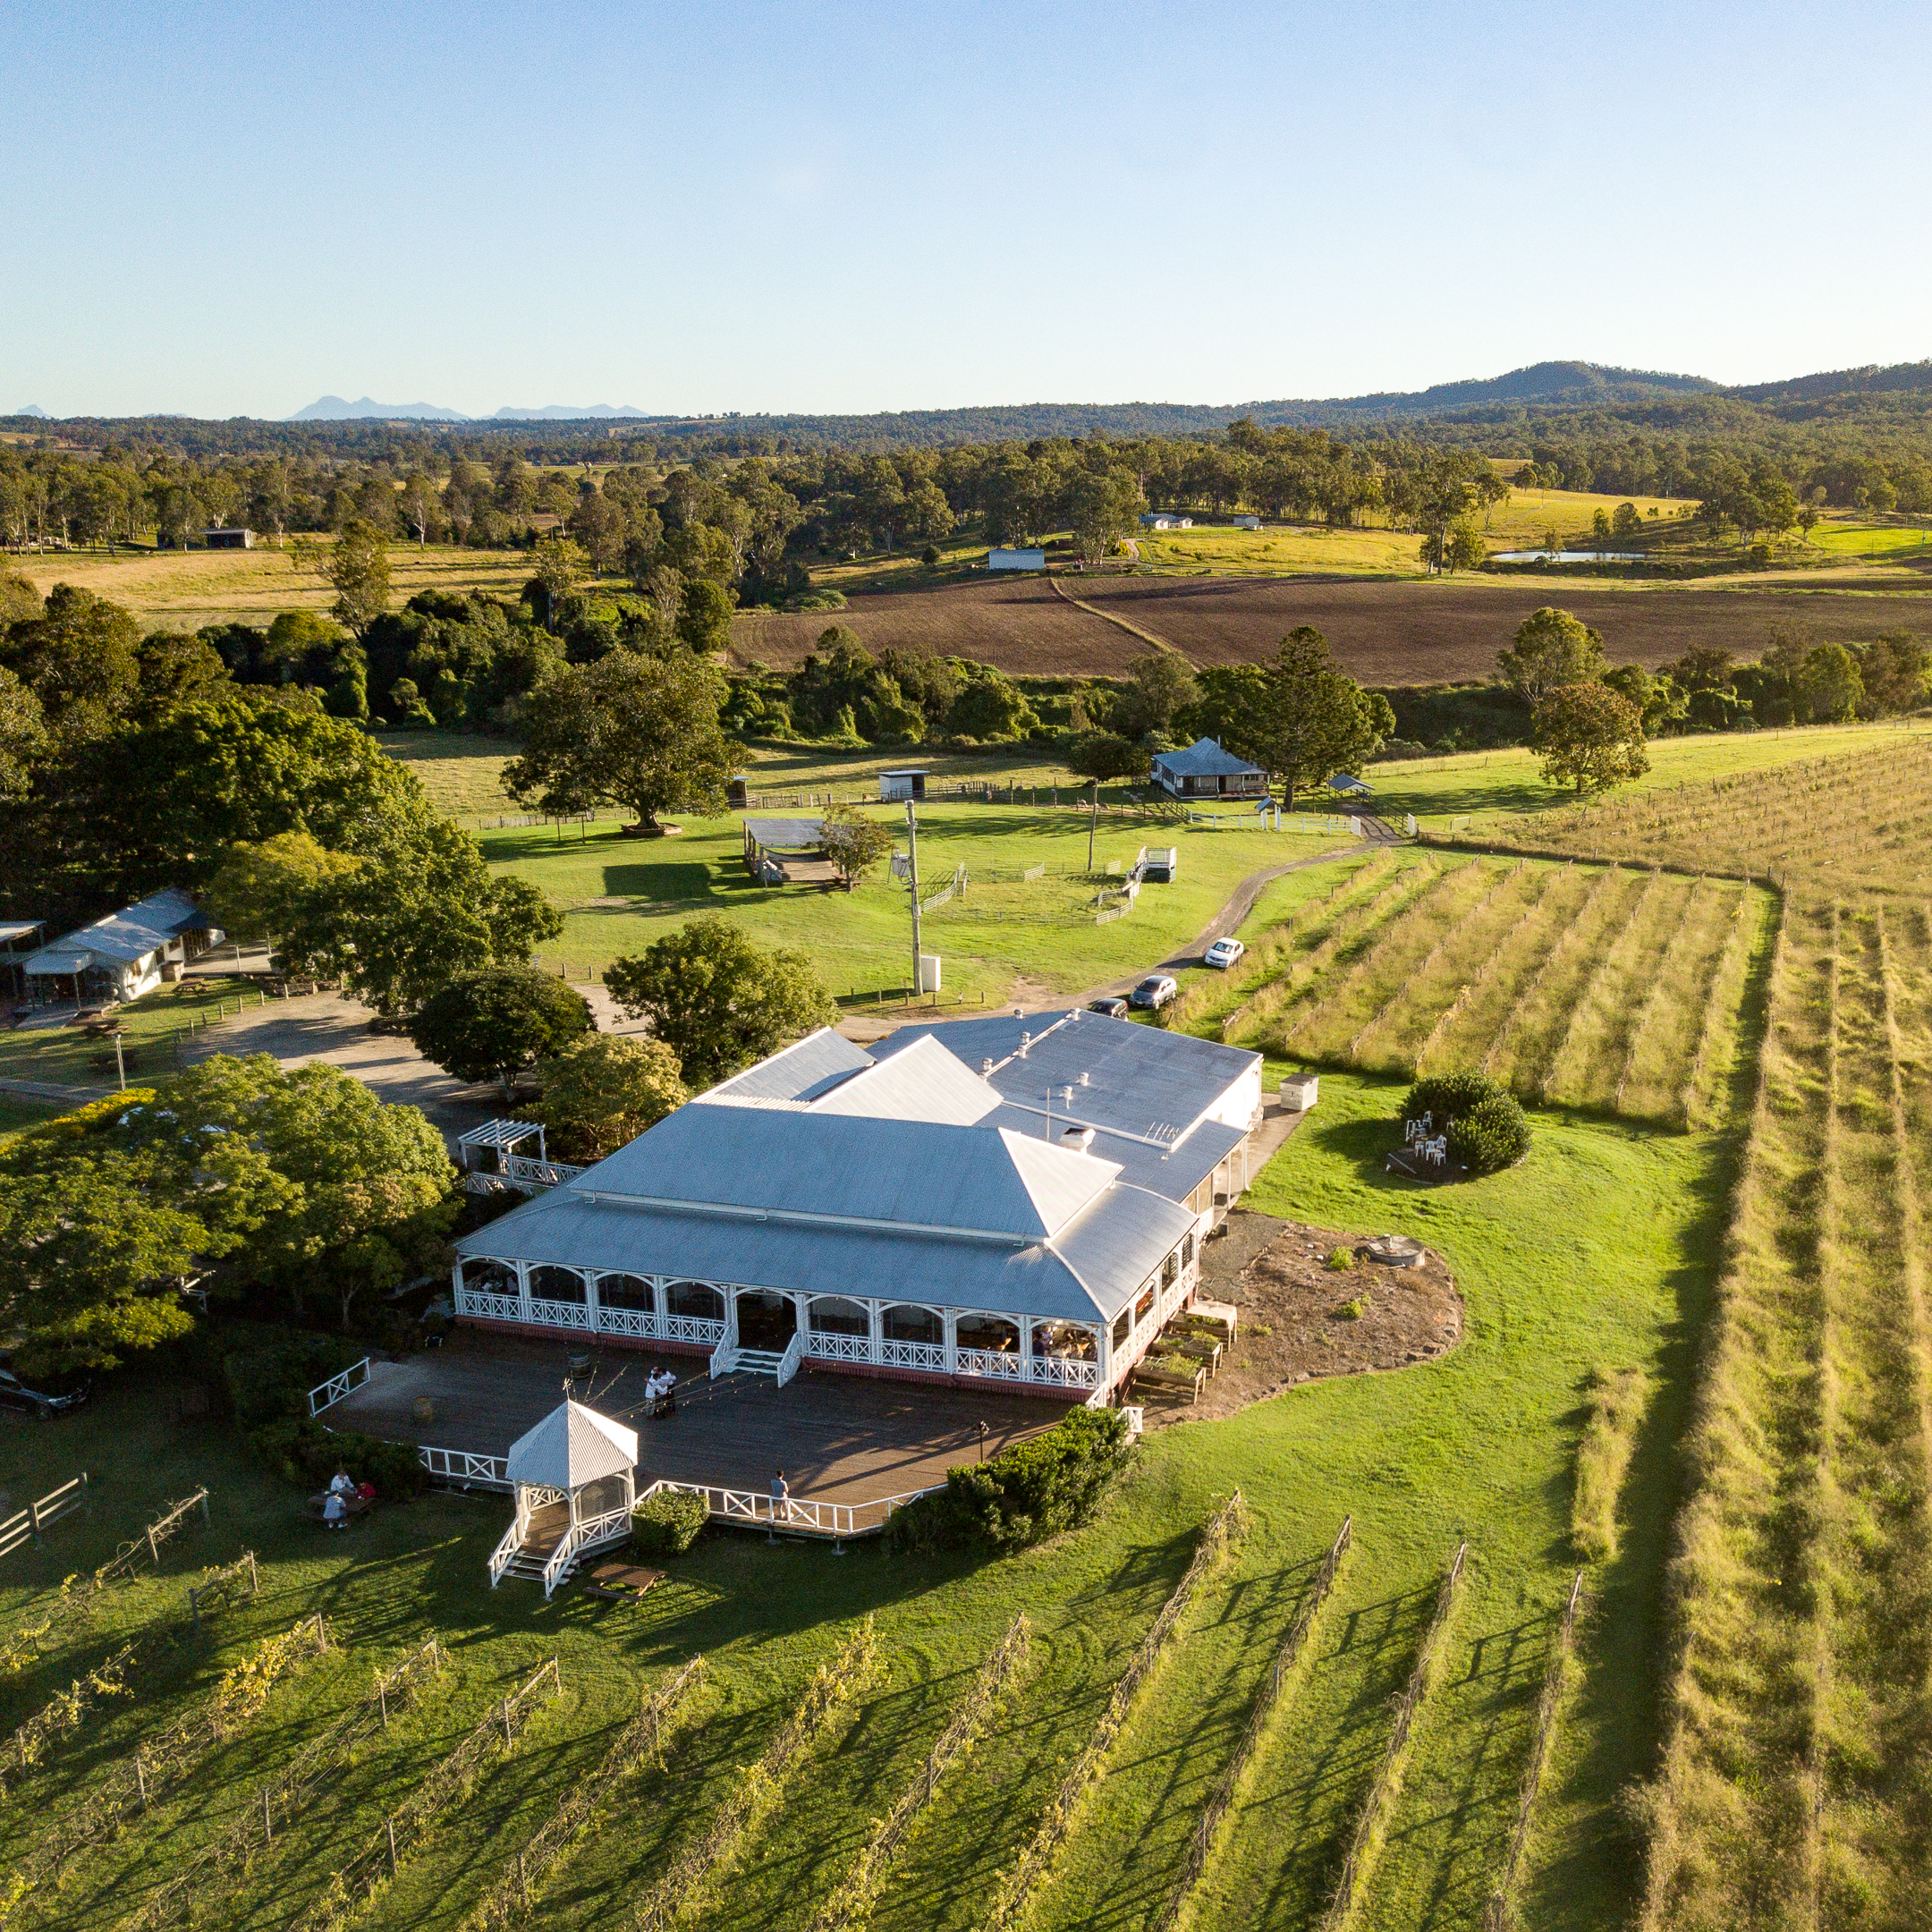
[733,1348,787,1377]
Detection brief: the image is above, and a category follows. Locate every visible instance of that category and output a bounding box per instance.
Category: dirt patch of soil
[1140,1216,1462,1428]
[733,572,1932,685]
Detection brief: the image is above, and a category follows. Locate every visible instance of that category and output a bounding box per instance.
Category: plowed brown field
[733,573,1932,682]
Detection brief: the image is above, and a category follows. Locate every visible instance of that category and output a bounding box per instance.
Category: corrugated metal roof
[696,1028,873,1108]
[564,1106,1119,1241]
[24,887,209,971]
[454,1182,1189,1324]
[505,1400,638,1487]
[874,1011,1258,1154]
[981,1105,1243,1204]
[743,817,824,849]
[805,1033,998,1126]
[1151,737,1264,779]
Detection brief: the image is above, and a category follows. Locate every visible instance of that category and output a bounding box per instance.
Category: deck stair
[733,1348,788,1378]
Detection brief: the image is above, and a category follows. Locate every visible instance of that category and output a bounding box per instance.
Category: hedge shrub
[884,1407,1131,1556]
[1402,1071,1532,1177]
[631,1490,708,1556]
[1446,1092,1533,1175]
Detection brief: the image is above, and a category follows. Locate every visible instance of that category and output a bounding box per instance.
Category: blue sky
[4,1,1928,419]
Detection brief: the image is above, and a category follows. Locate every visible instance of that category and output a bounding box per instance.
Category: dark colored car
[1128,974,1179,1011]
[1087,996,1130,1018]
[0,1366,92,1420]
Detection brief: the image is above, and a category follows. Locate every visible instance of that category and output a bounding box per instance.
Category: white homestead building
[452,1011,1263,1406]
[1149,738,1269,801]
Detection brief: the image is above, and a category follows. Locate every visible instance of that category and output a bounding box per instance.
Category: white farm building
[452,1011,1263,1406]
[22,888,224,1004]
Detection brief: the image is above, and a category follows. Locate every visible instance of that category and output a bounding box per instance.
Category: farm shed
[1140,512,1193,530]
[741,815,834,886]
[987,547,1046,571]
[203,526,254,549]
[21,889,223,1005]
[452,1011,1263,1405]
[877,768,928,802]
[1231,514,1262,530]
[725,774,750,809]
[1150,737,1269,801]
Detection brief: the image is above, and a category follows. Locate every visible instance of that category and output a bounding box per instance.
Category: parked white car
[1203,937,1245,970]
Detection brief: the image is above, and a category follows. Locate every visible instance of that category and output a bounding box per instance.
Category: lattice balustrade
[526,1297,591,1332]
[956,1349,1024,1381]
[457,1287,523,1323]
[594,1305,662,1342]
[879,1339,948,1372]
[664,1315,726,1346]
[1030,1355,1101,1389]
[804,1331,876,1363]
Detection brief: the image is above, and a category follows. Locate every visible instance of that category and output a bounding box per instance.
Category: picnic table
[582,1560,665,1605]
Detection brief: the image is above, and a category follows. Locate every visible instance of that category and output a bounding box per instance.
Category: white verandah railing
[775,1330,803,1387]
[539,1501,634,1597]
[420,1445,512,1491]
[307,1357,370,1417]
[638,1478,940,1540]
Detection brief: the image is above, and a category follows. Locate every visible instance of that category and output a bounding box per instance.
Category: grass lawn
[487,803,1363,1000]
[0,1065,1732,1932]
[0,1093,60,1135]
[0,976,263,1092]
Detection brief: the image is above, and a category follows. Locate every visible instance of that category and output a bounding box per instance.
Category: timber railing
[0,1475,89,1562]
[461,1657,707,1932]
[629,1621,881,1932]
[124,1637,450,1932]
[1483,1572,1586,1932]
[1318,1540,1468,1931]
[292,1655,564,1932]
[1151,1515,1354,1932]
[636,1478,942,1542]
[307,1359,370,1417]
[976,1493,1247,1932]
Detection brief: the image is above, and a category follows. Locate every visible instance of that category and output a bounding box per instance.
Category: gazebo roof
[505,1400,638,1489]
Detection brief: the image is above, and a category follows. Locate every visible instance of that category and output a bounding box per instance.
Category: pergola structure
[457,1120,583,1196]
[487,1399,638,1597]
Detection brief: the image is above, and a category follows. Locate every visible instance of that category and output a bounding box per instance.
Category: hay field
[1508,733,1932,896]
[6,542,534,631]
[1174,851,1770,1128]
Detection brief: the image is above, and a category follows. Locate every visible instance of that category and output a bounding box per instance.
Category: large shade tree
[1533,682,1650,794]
[280,818,562,1014]
[533,1033,688,1162]
[1235,627,1390,813]
[405,966,594,1097]
[1496,607,1606,708]
[605,916,836,1089]
[503,648,736,834]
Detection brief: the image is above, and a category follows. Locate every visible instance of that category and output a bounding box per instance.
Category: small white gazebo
[488,1399,639,1597]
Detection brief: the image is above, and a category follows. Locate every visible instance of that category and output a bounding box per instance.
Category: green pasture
[1801,519,1932,559]
[0,1058,1733,1932]
[0,975,260,1093]
[487,802,1361,1000]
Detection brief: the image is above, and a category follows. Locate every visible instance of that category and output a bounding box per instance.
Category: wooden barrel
[411,1395,435,1425]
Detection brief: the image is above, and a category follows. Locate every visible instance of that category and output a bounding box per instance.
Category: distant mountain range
[286,395,653,422]
[12,404,47,419]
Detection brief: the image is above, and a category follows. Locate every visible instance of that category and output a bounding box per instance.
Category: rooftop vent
[1018,1032,1031,1058]
[1062,1126,1095,1153]
[981,1058,996,1076]
[1078,1071,1090,1087]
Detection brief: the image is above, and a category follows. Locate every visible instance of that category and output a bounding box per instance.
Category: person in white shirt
[323,1490,347,1530]
[328,1470,355,1496]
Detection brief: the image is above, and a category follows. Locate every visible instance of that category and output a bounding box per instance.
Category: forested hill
[5,360,1932,480]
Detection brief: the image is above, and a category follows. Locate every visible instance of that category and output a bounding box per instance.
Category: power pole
[905,800,922,997]
[1088,781,1100,873]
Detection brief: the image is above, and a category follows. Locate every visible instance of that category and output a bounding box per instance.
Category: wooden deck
[327,1330,1062,1506]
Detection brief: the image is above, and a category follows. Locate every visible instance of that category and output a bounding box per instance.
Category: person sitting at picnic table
[328,1469,355,1497]
[322,1489,348,1531]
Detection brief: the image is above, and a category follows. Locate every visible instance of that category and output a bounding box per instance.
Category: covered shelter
[742,816,835,886]
[1326,774,1373,799]
[1,921,46,999]
[22,889,222,1005]
[489,1398,638,1596]
[878,768,928,802]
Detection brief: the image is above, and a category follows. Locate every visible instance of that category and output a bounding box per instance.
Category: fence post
[135,1753,148,1809]
[387,1818,398,1874]
[264,1787,273,1843]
